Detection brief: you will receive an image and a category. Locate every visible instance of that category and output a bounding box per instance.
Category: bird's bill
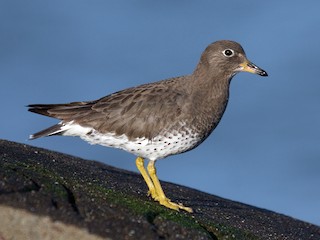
[238,60,268,76]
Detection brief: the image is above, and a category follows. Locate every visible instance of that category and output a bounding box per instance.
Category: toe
[159,198,193,213]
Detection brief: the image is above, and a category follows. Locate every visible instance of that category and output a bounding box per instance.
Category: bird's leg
[147,160,193,213]
[135,157,158,200]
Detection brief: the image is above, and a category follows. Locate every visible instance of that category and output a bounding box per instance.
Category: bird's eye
[223,49,234,57]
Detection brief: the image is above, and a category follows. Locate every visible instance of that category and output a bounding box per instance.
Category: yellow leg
[147,161,193,213]
[135,157,158,200]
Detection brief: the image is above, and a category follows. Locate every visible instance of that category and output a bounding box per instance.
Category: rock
[0,139,319,240]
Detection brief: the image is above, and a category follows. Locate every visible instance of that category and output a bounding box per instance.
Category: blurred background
[1,1,319,225]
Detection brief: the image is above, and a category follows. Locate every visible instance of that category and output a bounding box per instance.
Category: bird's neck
[191,63,232,105]
[186,64,233,137]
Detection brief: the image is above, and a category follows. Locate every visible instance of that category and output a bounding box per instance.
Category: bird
[28,40,268,213]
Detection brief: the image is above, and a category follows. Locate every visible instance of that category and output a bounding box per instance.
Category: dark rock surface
[0,139,319,240]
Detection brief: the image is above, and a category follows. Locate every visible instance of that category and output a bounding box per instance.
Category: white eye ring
[222,49,234,57]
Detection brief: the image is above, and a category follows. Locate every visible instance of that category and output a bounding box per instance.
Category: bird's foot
[158,197,193,213]
[137,158,193,213]
[147,189,159,201]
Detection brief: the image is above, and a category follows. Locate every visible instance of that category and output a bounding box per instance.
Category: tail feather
[28,104,54,117]
[29,124,64,140]
[27,101,95,119]
[28,101,96,139]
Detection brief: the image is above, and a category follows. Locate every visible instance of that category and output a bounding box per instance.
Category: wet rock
[0,139,319,240]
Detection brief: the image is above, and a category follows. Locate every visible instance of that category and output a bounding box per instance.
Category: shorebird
[28,40,268,212]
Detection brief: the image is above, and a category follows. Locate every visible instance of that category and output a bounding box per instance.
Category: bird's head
[199,40,268,78]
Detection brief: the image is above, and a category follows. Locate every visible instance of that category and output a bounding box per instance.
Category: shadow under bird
[28,40,268,212]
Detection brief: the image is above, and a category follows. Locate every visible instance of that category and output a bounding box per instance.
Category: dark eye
[223,49,234,57]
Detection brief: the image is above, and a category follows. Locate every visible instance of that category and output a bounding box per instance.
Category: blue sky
[1,1,320,225]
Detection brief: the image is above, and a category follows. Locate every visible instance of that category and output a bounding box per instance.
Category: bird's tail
[29,123,64,140]
[27,102,95,139]
[27,102,93,118]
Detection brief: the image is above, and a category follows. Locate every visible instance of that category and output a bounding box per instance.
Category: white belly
[61,122,200,161]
